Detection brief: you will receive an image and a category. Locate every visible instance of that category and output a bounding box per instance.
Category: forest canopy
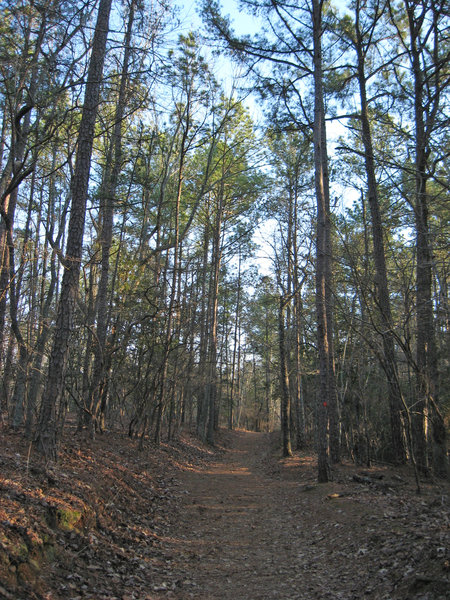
[0,0,448,482]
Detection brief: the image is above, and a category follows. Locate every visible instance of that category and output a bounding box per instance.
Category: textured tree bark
[0,196,11,414]
[154,175,182,445]
[206,188,224,446]
[229,251,242,430]
[196,216,210,440]
[0,102,35,417]
[36,0,112,461]
[404,0,447,477]
[87,0,136,434]
[312,0,338,480]
[279,296,292,457]
[293,196,306,450]
[354,2,406,464]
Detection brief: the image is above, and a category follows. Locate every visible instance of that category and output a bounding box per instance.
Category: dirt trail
[172,431,300,599]
[160,430,449,600]
[1,428,447,599]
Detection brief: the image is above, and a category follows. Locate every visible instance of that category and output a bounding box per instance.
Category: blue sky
[176,0,262,36]
[173,0,357,259]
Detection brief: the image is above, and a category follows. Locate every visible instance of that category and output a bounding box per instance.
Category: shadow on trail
[162,429,448,600]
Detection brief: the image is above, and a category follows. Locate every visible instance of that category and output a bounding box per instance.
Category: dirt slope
[0,427,449,599]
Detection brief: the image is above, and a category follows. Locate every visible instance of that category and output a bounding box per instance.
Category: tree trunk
[229,251,242,430]
[88,0,136,433]
[312,0,336,480]
[155,106,189,444]
[206,191,224,445]
[404,0,447,477]
[354,2,406,463]
[26,150,68,437]
[279,296,292,457]
[36,0,112,460]
[196,218,211,440]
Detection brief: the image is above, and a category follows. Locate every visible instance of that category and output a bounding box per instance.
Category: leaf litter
[0,426,448,599]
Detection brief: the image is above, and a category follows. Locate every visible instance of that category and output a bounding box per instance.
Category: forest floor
[0,425,449,600]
